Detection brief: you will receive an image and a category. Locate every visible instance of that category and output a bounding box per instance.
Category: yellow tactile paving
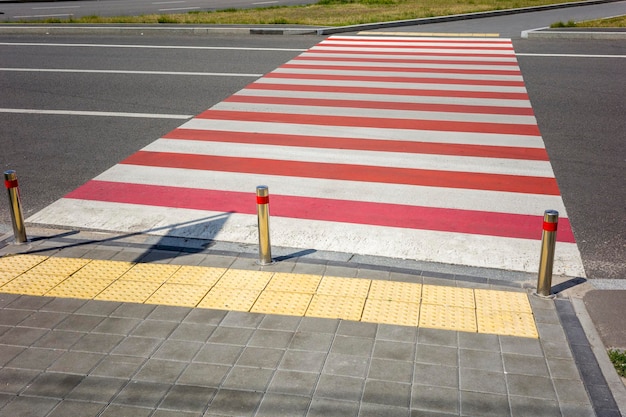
[95,280,162,303]
[422,285,475,308]
[251,290,313,316]
[119,263,181,283]
[198,287,261,311]
[362,299,420,327]
[306,294,366,321]
[214,269,273,291]
[46,277,115,299]
[475,289,532,314]
[368,280,421,303]
[419,304,478,333]
[317,276,371,298]
[266,273,321,294]
[477,311,538,338]
[146,283,210,307]
[167,266,226,287]
[0,254,48,274]
[0,254,540,338]
[71,260,134,281]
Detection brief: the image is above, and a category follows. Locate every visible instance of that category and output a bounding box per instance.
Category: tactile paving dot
[71,260,134,281]
[316,276,371,298]
[166,266,226,287]
[421,285,475,308]
[474,289,532,314]
[214,269,273,291]
[419,304,477,332]
[197,287,261,311]
[119,263,181,283]
[368,280,422,303]
[477,311,538,338]
[0,254,48,274]
[361,299,420,327]
[95,280,162,303]
[29,257,91,277]
[46,277,114,299]
[251,290,313,316]
[266,273,321,294]
[146,283,210,307]
[305,294,366,321]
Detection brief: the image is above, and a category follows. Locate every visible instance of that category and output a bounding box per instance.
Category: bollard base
[256,259,275,266]
[532,292,556,300]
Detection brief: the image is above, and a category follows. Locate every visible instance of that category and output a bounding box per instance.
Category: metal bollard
[536,210,558,297]
[4,170,28,244]
[256,185,273,265]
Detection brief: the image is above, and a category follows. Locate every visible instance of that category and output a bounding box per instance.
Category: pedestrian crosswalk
[28,36,585,276]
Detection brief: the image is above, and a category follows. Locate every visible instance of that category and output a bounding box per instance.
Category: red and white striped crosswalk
[29,36,585,276]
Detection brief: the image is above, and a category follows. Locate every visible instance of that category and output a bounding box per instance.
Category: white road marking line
[0,109,192,119]
[0,42,307,52]
[0,68,262,77]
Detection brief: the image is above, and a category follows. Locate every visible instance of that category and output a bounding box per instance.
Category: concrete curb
[0,0,623,36]
[571,297,626,416]
[523,28,626,39]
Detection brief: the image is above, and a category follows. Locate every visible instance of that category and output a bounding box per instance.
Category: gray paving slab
[0,229,623,417]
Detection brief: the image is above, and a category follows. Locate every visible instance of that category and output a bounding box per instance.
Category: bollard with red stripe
[256,185,273,265]
[536,210,558,297]
[4,170,28,244]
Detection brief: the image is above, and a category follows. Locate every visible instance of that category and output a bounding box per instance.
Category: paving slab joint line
[570,297,626,415]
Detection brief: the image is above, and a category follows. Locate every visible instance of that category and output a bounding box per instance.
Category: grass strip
[6,0,610,26]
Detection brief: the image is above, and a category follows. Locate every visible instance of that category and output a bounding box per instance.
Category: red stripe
[196,109,541,137]
[4,179,18,189]
[162,129,549,161]
[248,82,529,101]
[225,94,535,116]
[543,221,558,232]
[305,50,516,58]
[295,56,518,66]
[281,63,521,76]
[65,180,574,243]
[256,195,269,204]
[266,72,525,87]
[121,151,559,195]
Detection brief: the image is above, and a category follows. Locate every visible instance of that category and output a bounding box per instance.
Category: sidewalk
[0,228,623,417]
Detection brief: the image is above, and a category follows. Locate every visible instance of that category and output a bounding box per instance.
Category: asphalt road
[0,0,315,21]
[0,28,624,279]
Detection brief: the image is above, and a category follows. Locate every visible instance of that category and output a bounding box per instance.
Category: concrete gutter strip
[571,297,626,416]
[525,29,626,38]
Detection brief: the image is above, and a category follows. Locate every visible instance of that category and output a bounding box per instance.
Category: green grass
[608,349,626,378]
[4,0,604,27]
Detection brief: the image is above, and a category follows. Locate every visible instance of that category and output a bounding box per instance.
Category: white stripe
[290,59,522,71]
[256,77,528,93]
[0,108,192,119]
[300,52,519,63]
[273,67,523,82]
[96,164,566,215]
[143,138,554,177]
[28,199,584,276]
[0,68,262,78]
[211,102,538,125]
[311,46,515,55]
[0,42,307,52]
[327,36,513,43]
[315,38,513,51]
[180,118,545,148]
[233,88,533,108]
